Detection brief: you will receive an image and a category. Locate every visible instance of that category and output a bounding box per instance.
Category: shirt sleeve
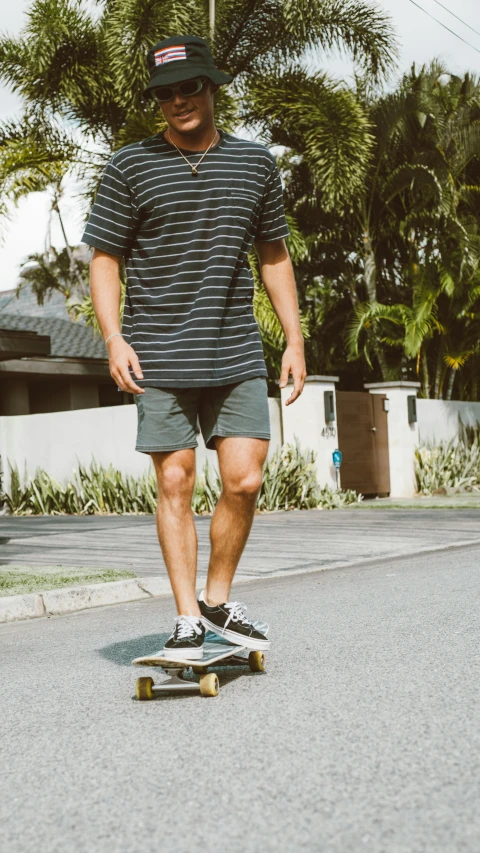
[81,159,138,256]
[254,161,290,242]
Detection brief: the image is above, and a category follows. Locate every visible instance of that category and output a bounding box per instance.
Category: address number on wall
[322,426,337,438]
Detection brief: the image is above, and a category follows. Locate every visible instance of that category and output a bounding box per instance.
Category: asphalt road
[1,545,479,853]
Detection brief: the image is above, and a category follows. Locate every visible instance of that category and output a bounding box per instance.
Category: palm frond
[243,68,373,209]
[215,0,396,79]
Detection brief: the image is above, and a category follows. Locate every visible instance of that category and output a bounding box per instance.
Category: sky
[0,0,479,292]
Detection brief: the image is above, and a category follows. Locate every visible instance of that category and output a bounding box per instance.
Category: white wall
[5,390,480,500]
[417,399,480,444]
[0,398,283,493]
[280,377,339,490]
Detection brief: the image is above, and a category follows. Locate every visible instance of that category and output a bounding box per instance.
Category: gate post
[364,381,421,497]
[280,375,339,489]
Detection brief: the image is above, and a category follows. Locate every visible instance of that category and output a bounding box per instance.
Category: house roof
[0,314,107,361]
[0,285,72,320]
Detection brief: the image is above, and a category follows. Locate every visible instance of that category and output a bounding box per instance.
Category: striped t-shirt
[82,129,290,387]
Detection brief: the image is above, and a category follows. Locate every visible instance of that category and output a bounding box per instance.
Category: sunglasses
[153,76,208,103]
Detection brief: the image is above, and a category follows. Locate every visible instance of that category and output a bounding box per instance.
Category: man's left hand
[279,344,307,405]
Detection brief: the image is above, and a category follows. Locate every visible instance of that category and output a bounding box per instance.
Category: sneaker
[162,615,205,660]
[198,591,271,650]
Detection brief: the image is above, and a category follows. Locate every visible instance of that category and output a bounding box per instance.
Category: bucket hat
[144,35,233,97]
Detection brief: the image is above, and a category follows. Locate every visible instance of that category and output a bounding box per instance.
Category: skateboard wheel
[136,676,154,701]
[199,673,219,697]
[192,665,208,675]
[248,651,266,672]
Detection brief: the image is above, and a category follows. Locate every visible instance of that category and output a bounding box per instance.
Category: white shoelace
[223,601,252,631]
[173,615,203,641]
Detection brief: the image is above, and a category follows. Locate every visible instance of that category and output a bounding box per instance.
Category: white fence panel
[417,399,480,444]
[0,398,283,493]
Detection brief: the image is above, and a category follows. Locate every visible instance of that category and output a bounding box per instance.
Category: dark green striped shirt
[82,129,289,387]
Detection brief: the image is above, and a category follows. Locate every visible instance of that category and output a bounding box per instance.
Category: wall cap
[364,381,421,389]
[279,375,339,385]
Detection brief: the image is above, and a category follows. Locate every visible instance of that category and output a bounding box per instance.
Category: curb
[0,573,255,625]
[0,576,174,624]
[2,535,480,625]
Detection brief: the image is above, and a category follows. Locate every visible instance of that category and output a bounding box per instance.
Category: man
[82,34,306,660]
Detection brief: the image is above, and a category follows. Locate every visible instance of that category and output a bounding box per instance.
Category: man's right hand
[107,336,145,394]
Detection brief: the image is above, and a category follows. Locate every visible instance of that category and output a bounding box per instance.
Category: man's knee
[152,455,196,501]
[223,469,263,500]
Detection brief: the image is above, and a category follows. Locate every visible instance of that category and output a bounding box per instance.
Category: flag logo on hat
[154,45,187,66]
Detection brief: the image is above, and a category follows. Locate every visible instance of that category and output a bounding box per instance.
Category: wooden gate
[336,392,390,496]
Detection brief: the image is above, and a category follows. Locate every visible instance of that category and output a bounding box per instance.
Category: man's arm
[254,238,306,405]
[90,248,144,394]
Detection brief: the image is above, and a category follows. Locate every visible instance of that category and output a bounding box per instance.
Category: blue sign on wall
[332,449,343,469]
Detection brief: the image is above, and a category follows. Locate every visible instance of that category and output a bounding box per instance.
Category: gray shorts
[134,377,271,453]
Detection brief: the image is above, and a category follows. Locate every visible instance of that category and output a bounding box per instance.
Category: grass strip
[0,565,136,597]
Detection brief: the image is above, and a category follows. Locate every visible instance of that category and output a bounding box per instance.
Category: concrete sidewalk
[2,507,480,576]
[3,508,480,623]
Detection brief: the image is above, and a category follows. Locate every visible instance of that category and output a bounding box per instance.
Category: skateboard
[132,622,269,699]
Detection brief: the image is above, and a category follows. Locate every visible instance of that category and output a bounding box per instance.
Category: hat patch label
[154,45,187,66]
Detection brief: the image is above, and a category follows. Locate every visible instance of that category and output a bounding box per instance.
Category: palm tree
[251,74,437,380]
[16,246,89,318]
[267,61,480,395]
[0,0,396,342]
[345,65,480,397]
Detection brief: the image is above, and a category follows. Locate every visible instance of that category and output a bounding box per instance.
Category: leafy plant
[16,245,90,319]
[414,438,480,495]
[274,63,480,396]
[2,444,360,515]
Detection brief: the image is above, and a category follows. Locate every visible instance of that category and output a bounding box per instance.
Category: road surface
[1,543,479,852]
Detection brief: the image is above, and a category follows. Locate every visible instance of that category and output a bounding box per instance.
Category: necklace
[166,128,219,176]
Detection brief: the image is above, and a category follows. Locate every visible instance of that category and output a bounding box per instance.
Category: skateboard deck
[133,624,269,700]
[133,633,247,669]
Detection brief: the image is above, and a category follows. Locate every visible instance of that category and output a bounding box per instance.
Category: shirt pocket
[228,179,263,221]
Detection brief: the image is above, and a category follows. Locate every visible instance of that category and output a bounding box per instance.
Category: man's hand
[279,342,306,405]
[107,336,145,394]
[254,239,306,405]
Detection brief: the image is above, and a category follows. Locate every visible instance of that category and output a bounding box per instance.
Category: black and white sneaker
[162,615,205,660]
[198,591,271,650]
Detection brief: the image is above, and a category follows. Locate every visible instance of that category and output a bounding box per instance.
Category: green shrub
[415,437,480,495]
[2,461,159,516]
[2,443,360,515]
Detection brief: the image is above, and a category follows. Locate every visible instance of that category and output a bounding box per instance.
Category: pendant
[191,166,198,176]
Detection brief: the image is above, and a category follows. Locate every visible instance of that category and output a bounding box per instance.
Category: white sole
[201,617,271,651]
[161,647,203,660]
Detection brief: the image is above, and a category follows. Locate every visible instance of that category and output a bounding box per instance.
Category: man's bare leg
[150,448,201,616]
[204,436,269,605]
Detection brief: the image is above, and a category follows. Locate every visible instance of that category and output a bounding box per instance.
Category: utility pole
[209,0,215,38]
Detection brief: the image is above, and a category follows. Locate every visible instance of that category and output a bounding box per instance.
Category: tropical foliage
[2,444,360,515]
[0,0,395,210]
[17,245,89,318]
[0,0,396,378]
[4,3,480,400]
[275,63,480,397]
[415,429,480,495]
